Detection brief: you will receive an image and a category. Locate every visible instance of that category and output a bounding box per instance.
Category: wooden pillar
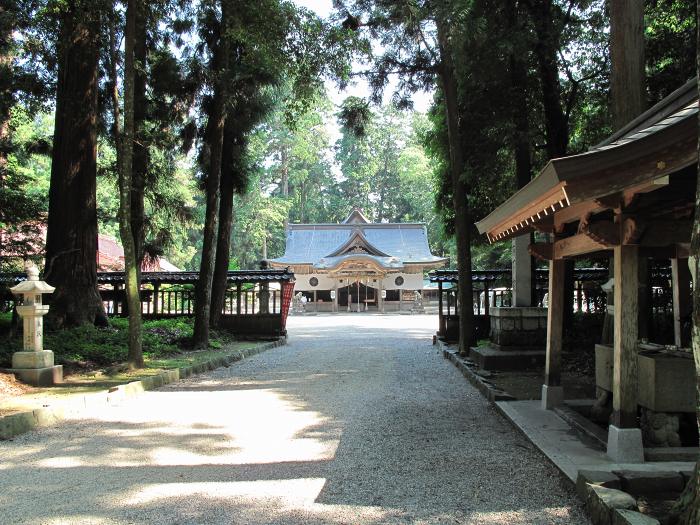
[542,257,565,409]
[637,256,649,340]
[438,281,444,335]
[612,245,639,428]
[153,282,160,315]
[545,259,564,386]
[236,282,242,315]
[313,289,317,313]
[672,257,692,348]
[333,281,338,313]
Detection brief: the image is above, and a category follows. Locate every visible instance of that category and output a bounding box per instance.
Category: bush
[0,316,235,370]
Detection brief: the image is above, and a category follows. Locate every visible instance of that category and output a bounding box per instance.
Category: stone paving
[0,314,590,524]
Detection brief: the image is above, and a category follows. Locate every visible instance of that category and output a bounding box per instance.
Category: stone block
[500,318,515,330]
[612,509,659,525]
[576,470,621,499]
[607,426,644,464]
[586,485,638,525]
[12,365,63,387]
[12,350,55,369]
[596,344,613,392]
[541,384,564,410]
[613,470,684,495]
[522,317,540,330]
[637,351,695,413]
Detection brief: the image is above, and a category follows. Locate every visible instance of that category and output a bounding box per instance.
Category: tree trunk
[508,0,536,304]
[437,18,475,355]
[44,3,107,328]
[669,21,700,522]
[0,2,11,184]
[526,0,568,159]
[609,0,646,131]
[193,0,229,348]
[526,0,575,329]
[131,0,149,274]
[116,0,143,368]
[210,122,238,327]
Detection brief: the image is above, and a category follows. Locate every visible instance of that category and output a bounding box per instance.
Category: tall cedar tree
[193,0,230,348]
[435,14,475,355]
[44,1,107,328]
[109,0,144,367]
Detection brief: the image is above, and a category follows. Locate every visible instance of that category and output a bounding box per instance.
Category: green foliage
[0,317,234,369]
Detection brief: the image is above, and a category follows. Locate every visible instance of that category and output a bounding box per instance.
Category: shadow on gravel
[0,315,588,525]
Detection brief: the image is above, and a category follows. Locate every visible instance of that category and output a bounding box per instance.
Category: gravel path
[0,315,589,524]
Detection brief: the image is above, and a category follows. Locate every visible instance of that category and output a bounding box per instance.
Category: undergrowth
[0,315,235,369]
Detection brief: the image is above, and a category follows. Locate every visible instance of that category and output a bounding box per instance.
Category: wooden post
[153,282,160,316]
[542,257,565,409]
[483,281,490,317]
[313,289,317,313]
[545,259,564,387]
[236,283,242,315]
[672,257,692,348]
[438,281,444,335]
[637,256,649,340]
[333,281,338,313]
[612,244,639,428]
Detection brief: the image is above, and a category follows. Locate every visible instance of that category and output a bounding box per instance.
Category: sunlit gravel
[0,314,590,524]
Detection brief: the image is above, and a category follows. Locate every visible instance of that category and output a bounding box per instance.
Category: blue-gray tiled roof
[270,223,446,268]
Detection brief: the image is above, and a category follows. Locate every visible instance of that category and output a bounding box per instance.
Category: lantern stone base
[11,365,63,387]
[12,350,56,369]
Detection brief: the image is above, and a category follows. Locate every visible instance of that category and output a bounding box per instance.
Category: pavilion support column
[671,257,691,348]
[379,280,385,313]
[512,234,533,307]
[333,280,338,313]
[542,257,564,410]
[607,244,644,463]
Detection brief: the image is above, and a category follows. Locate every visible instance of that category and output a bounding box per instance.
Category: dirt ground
[0,373,34,416]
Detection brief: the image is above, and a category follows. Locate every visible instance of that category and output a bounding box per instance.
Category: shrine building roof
[268,210,447,270]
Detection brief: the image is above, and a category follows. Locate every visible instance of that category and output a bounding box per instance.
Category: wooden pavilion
[476,78,698,461]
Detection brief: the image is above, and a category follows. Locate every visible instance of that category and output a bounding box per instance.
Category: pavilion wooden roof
[476,78,698,250]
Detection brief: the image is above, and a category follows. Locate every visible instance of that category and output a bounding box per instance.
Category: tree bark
[116,0,144,368]
[210,121,238,327]
[436,18,475,355]
[193,0,230,348]
[526,0,574,328]
[0,2,11,184]
[527,0,568,159]
[44,2,107,328]
[669,15,700,521]
[609,0,646,131]
[131,0,149,274]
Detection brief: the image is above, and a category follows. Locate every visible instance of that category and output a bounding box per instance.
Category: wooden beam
[638,220,692,246]
[585,221,621,246]
[555,201,604,231]
[554,233,613,259]
[545,258,565,387]
[672,258,692,348]
[612,245,639,428]
[529,242,553,261]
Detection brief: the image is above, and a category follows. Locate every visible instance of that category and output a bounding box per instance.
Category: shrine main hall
[268,210,446,312]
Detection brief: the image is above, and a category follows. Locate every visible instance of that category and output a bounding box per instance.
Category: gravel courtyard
[0,314,589,524]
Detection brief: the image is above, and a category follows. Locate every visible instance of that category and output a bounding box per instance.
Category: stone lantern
[9,261,63,386]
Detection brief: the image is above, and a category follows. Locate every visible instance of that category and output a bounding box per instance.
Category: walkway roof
[476,78,698,243]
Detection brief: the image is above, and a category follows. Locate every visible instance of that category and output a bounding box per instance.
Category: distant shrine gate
[267,209,447,312]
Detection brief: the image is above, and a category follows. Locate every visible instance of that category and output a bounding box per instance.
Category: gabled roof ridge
[326,228,391,258]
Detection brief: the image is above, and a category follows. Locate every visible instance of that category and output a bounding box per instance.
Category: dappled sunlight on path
[0,314,589,524]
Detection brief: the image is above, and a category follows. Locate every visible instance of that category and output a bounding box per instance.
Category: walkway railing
[1,269,296,337]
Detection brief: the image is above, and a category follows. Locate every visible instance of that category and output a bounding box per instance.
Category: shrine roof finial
[343,208,370,224]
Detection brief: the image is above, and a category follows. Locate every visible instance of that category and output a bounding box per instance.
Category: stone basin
[595,343,696,413]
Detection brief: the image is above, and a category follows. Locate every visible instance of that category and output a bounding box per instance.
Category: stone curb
[0,338,286,441]
[436,339,516,403]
